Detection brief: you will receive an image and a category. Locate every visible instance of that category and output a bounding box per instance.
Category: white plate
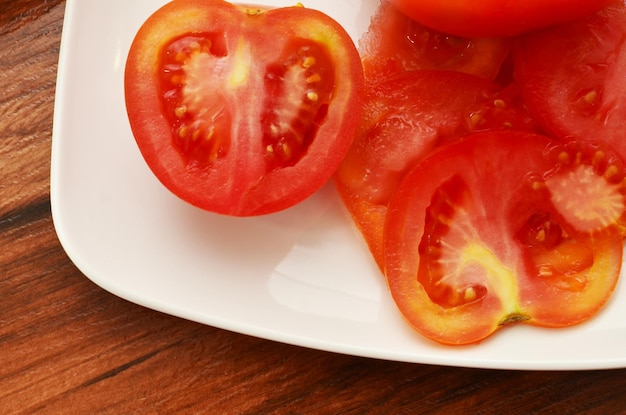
[51,0,626,370]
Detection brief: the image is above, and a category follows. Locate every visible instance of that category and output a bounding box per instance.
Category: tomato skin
[125,0,363,216]
[514,0,626,162]
[384,131,623,345]
[387,0,614,37]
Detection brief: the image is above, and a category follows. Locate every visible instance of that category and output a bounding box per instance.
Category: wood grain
[1,1,626,414]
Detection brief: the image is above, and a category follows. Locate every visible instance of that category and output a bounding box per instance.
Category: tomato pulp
[515,0,626,162]
[384,131,625,345]
[125,0,364,216]
[387,0,614,37]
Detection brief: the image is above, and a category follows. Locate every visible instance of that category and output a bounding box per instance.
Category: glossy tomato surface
[358,1,510,81]
[125,0,363,216]
[514,0,626,162]
[387,0,614,37]
[384,131,625,345]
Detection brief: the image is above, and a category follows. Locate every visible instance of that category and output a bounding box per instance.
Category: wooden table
[2,1,626,413]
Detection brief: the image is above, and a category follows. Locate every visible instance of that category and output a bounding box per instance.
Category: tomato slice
[125,0,363,216]
[384,131,624,345]
[358,1,511,82]
[334,70,538,267]
[514,1,626,161]
[387,0,614,37]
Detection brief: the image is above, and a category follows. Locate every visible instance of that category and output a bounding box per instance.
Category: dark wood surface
[2,1,626,413]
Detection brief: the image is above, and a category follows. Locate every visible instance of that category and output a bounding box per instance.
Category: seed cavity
[262,40,334,170]
[159,34,232,166]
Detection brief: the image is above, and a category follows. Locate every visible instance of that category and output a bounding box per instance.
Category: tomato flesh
[334,71,538,267]
[125,0,363,216]
[384,132,624,345]
[514,1,626,162]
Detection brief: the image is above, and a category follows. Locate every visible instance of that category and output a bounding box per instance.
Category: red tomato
[384,131,625,345]
[125,0,363,216]
[387,0,614,37]
[334,71,538,267]
[358,1,511,82]
[514,1,626,162]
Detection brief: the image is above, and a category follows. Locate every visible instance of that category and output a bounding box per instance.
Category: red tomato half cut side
[125,0,364,216]
[384,131,623,345]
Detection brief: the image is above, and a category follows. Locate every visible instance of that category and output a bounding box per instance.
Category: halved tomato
[514,0,626,162]
[384,131,624,345]
[358,1,511,82]
[334,71,538,267]
[125,0,363,216]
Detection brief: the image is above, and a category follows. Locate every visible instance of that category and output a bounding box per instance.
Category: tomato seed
[170,74,182,85]
[175,106,186,118]
[302,56,316,68]
[584,89,598,104]
[463,287,477,301]
[306,73,322,83]
[282,142,293,159]
[605,164,619,179]
[468,112,485,128]
[175,51,186,63]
